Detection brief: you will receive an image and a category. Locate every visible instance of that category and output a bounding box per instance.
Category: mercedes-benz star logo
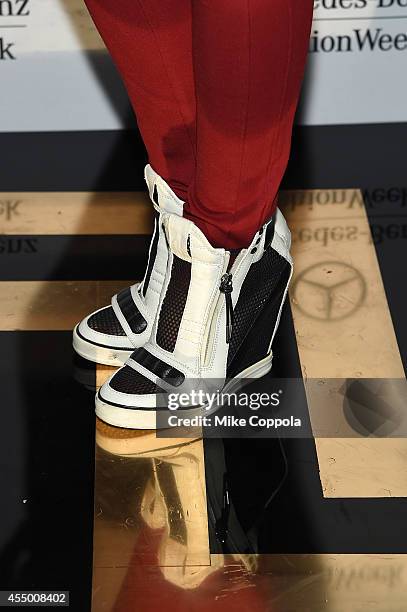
[291,261,366,321]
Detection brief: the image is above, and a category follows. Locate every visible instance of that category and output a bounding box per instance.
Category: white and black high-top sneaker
[72,165,184,366]
[96,207,293,428]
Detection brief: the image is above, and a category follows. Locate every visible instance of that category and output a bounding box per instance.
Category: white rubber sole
[72,325,133,367]
[95,352,273,430]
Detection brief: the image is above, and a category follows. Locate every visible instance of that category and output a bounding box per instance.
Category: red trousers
[84,0,313,249]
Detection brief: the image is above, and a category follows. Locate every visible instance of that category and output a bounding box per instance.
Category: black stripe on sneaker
[142,214,159,297]
[152,184,159,205]
[156,255,191,352]
[131,347,185,387]
[75,325,132,351]
[117,288,147,334]
[264,213,276,249]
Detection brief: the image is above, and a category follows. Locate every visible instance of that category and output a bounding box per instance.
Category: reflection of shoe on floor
[72,354,97,391]
[95,417,201,457]
[103,431,256,590]
[72,165,184,366]
[97,206,293,428]
[113,523,266,612]
[140,476,168,531]
[205,438,260,574]
[152,443,216,589]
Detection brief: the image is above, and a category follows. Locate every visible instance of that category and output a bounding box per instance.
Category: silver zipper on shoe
[219,273,234,344]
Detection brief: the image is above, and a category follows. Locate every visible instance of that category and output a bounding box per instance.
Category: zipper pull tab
[220,273,234,344]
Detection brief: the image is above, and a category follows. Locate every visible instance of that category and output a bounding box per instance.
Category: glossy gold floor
[93,434,407,611]
[0,192,152,235]
[0,280,132,330]
[1,189,406,612]
[283,189,407,498]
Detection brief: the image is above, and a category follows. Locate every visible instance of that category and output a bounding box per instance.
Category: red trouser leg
[83,0,196,202]
[84,0,313,249]
[189,0,313,248]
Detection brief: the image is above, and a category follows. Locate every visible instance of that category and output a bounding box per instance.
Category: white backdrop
[0,0,406,131]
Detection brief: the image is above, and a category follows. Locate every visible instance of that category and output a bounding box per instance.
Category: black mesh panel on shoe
[227,247,290,371]
[156,255,191,352]
[227,264,291,378]
[88,306,126,336]
[110,366,162,395]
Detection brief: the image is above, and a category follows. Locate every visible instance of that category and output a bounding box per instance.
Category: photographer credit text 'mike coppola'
[161,387,304,436]
[166,413,302,431]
